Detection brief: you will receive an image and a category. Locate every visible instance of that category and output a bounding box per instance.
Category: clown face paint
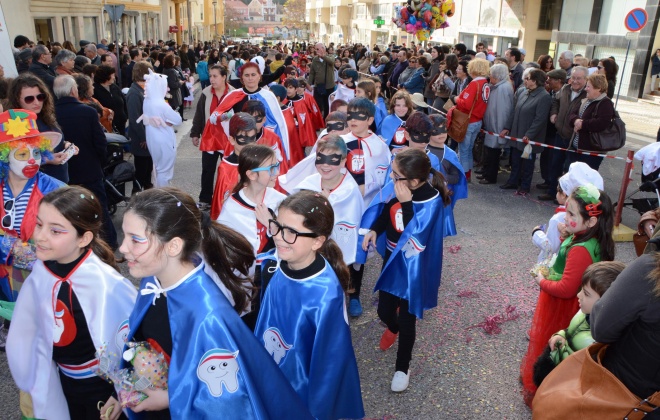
[197,349,240,396]
[9,145,41,180]
[565,198,594,235]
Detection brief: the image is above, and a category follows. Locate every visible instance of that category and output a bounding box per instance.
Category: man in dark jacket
[387,49,409,93]
[307,43,336,118]
[540,66,587,200]
[126,62,154,192]
[53,75,117,249]
[28,45,56,92]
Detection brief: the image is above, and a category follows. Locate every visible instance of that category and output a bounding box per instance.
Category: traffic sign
[625,32,639,41]
[624,8,648,32]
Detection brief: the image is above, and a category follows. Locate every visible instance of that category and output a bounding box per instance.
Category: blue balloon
[409,15,417,25]
[422,21,428,28]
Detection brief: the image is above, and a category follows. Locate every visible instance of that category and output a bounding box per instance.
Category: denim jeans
[546,133,570,194]
[458,120,482,172]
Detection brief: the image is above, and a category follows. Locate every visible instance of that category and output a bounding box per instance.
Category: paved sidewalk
[615,98,659,149]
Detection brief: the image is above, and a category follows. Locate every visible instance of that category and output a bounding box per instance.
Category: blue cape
[356,183,446,318]
[125,264,312,419]
[254,253,364,420]
[374,98,388,135]
[436,146,468,237]
[379,114,403,145]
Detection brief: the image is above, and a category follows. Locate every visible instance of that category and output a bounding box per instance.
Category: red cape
[210,158,239,220]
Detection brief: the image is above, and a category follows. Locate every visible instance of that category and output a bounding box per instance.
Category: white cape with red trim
[294,172,364,264]
[217,188,286,257]
[6,252,137,419]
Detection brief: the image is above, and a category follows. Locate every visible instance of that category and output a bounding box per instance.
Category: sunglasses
[268,219,318,244]
[23,94,47,104]
[2,198,15,230]
[251,162,280,176]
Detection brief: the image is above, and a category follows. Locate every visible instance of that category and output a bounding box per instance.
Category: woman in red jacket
[453,58,490,182]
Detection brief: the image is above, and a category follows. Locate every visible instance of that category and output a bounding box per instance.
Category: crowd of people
[0,31,657,419]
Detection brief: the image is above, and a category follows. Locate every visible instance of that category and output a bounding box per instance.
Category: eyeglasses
[268,219,318,244]
[251,162,280,176]
[392,171,407,182]
[2,199,15,230]
[23,94,47,104]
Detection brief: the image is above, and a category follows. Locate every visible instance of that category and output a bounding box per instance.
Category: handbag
[533,343,660,420]
[447,93,477,143]
[587,100,626,152]
[443,97,454,112]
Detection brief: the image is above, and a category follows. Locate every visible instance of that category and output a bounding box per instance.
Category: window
[371,4,390,18]
[170,6,173,18]
[533,40,551,60]
[331,6,337,17]
[83,16,98,43]
[538,0,554,31]
[559,0,593,32]
[356,4,366,19]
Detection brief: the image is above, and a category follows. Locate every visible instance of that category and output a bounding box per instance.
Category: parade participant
[242,100,289,176]
[380,90,414,152]
[137,69,182,187]
[521,184,615,406]
[361,149,450,392]
[292,135,363,265]
[329,68,357,110]
[427,114,468,236]
[296,78,325,132]
[201,62,289,162]
[210,113,258,220]
[217,144,284,260]
[533,261,625,387]
[341,97,391,204]
[0,109,65,346]
[254,191,365,420]
[314,111,349,145]
[7,186,137,419]
[191,64,234,210]
[114,187,312,419]
[284,78,317,162]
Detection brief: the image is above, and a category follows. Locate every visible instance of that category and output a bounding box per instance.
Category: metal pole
[213,1,217,40]
[615,39,631,110]
[614,150,635,227]
[187,0,193,44]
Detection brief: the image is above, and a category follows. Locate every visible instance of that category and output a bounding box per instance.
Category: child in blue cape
[362,148,450,392]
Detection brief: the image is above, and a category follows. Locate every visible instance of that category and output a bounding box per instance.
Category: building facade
[1,0,164,46]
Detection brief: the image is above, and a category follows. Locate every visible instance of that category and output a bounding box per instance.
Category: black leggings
[348,264,364,300]
[377,291,416,373]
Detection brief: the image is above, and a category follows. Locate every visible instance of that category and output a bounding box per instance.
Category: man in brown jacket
[540,66,588,201]
[307,43,336,118]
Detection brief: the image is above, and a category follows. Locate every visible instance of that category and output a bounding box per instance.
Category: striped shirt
[3,178,36,237]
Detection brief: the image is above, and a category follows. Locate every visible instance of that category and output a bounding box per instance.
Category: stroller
[104,133,142,215]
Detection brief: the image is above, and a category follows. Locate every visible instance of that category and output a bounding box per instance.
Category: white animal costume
[138,69,183,187]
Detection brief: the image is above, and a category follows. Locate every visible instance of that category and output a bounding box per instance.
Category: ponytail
[318,239,350,292]
[429,168,451,206]
[201,215,256,314]
[92,238,119,272]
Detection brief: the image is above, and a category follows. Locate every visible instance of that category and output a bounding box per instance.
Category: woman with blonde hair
[450,58,490,182]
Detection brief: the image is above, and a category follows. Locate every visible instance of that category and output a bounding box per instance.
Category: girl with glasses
[254,190,365,420]
[361,148,450,392]
[7,186,137,420]
[108,187,311,418]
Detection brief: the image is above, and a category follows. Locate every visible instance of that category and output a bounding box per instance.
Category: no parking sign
[624,8,648,32]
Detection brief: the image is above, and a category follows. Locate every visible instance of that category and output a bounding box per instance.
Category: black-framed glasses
[23,94,47,104]
[392,171,407,182]
[251,162,280,176]
[268,219,318,244]
[2,198,15,230]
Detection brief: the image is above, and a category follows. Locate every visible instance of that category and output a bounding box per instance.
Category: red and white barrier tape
[479,130,628,161]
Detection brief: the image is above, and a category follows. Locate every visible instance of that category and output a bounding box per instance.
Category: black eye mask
[252,114,265,123]
[234,134,257,145]
[316,152,343,166]
[347,111,369,121]
[326,122,347,132]
[407,129,431,144]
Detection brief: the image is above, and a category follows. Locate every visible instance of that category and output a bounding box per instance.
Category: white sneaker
[391,371,409,392]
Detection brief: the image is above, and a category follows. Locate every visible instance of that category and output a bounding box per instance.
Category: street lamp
[212,0,218,39]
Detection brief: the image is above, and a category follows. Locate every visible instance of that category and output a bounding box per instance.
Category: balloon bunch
[393,0,455,41]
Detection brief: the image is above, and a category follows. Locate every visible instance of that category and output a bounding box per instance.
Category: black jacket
[125,83,151,157]
[28,61,56,92]
[93,82,128,134]
[54,97,107,184]
[592,253,660,398]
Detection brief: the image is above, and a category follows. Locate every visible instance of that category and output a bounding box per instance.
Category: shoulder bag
[447,88,477,143]
[533,343,660,419]
[587,100,626,152]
